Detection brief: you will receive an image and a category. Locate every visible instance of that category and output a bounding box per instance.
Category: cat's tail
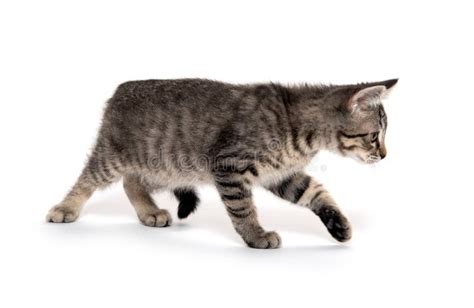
[173,187,200,219]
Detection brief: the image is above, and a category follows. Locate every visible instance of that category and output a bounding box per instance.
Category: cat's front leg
[266,172,352,242]
[214,175,281,249]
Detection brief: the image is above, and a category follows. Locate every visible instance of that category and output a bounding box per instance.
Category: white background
[1,1,473,307]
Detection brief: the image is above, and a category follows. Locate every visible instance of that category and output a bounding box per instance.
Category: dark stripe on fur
[215,180,244,189]
[310,190,325,207]
[339,131,369,138]
[246,164,259,177]
[291,127,306,155]
[292,176,311,202]
[305,131,314,148]
[226,207,253,219]
[222,191,251,201]
[272,176,293,198]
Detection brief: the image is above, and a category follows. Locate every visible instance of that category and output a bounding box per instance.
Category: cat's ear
[345,85,387,113]
[380,78,398,90]
[379,78,398,97]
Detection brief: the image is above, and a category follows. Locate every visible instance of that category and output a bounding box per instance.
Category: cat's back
[111,78,236,109]
[103,78,267,135]
[100,79,254,159]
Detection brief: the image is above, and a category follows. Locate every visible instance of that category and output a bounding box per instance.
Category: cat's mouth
[365,155,381,164]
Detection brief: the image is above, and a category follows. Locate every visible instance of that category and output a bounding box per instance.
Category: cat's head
[334,79,398,164]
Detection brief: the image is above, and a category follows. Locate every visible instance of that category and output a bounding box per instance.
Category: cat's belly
[136,157,310,189]
[139,168,214,189]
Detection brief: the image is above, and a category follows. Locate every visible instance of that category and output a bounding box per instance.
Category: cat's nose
[379,145,387,159]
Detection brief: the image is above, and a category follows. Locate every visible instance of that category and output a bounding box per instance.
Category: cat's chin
[350,156,380,165]
[363,158,381,164]
[365,160,380,165]
[343,154,371,165]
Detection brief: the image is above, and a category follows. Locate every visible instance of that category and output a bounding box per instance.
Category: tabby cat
[46,78,397,248]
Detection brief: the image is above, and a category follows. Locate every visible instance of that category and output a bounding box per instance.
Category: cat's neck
[277,84,340,155]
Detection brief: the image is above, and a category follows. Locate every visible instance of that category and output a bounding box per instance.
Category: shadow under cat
[71,185,367,249]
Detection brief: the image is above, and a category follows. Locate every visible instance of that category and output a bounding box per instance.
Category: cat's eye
[370,132,379,143]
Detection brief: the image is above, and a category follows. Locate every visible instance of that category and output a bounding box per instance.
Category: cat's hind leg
[123,174,172,227]
[46,155,122,223]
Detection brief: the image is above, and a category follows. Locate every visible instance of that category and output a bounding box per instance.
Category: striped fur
[46,78,397,248]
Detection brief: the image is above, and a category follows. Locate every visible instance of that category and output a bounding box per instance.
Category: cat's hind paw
[46,205,80,223]
[139,209,172,227]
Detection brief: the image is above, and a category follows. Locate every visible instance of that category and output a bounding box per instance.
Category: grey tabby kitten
[47,78,397,249]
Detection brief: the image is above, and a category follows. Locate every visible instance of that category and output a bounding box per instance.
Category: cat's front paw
[246,231,281,249]
[46,205,80,223]
[318,206,352,242]
[138,209,172,227]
